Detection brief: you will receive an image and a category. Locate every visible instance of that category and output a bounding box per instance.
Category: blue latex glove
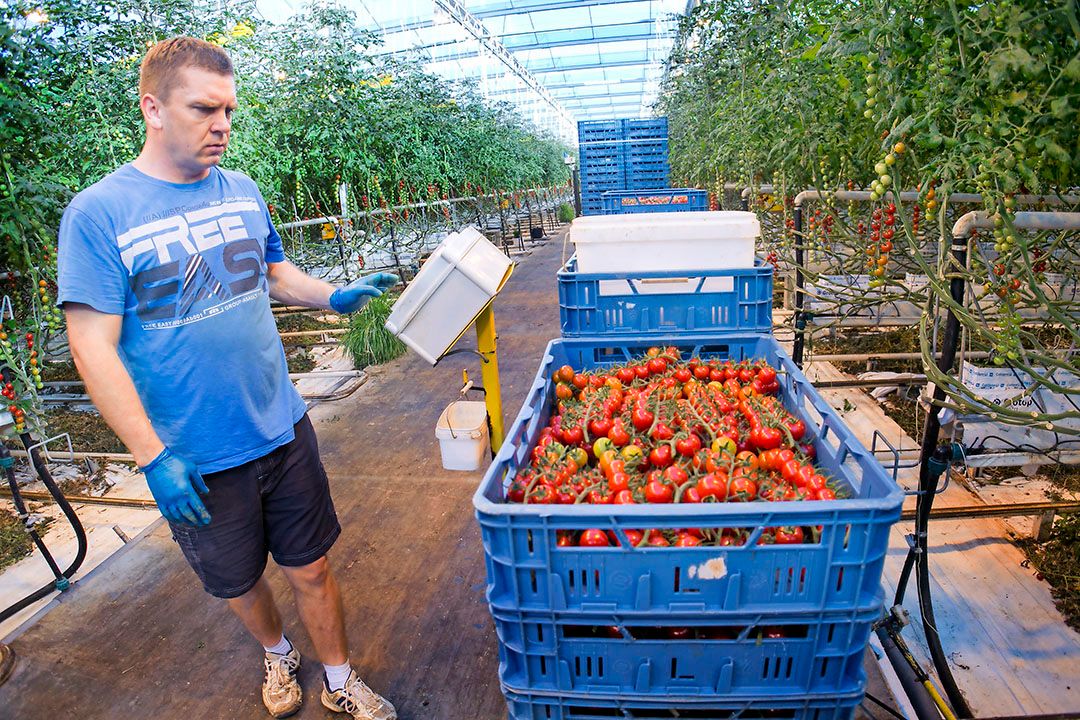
[140,447,211,527]
[328,272,400,314]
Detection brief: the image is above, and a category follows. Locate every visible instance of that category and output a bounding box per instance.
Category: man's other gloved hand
[141,447,211,526]
[328,272,401,314]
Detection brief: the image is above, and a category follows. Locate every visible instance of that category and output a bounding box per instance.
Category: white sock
[263,635,292,656]
[324,659,352,691]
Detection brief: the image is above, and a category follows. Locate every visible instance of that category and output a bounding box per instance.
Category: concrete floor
[0,229,899,719]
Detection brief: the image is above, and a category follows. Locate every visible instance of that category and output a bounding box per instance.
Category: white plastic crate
[385,228,512,365]
[569,211,759,273]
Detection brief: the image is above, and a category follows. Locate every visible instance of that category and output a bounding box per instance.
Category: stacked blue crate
[474,331,902,720]
[577,118,672,215]
[476,247,903,718]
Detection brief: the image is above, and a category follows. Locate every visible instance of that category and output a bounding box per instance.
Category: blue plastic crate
[504,687,863,720]
[558,257,772,336]
[624,118,669,140]
[580,165,623,177]
[625,140,669,157]
[626,179,672,191]
[601,189,708,214]
[472,334,904,617]
[578,120,624,137]
[580,145,623,159]
[495,604,876,698]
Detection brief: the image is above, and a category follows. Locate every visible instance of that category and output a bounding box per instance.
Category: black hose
[875,623,942,720]
[908,236,974,718]
[0,430,88,624]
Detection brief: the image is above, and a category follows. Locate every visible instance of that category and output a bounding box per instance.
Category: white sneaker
[321,669,397,720]
[261,647,302,718]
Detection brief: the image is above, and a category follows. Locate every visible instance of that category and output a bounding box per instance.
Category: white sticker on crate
[959,362,1080,449]
[688,556,728,580]
[597,276,735,297]
[903,274,929,292]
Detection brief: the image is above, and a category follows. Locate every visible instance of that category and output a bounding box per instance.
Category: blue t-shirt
[57,164,307,474]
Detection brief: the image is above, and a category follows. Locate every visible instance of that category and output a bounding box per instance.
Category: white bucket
[569,211,759,273]
[435,400,490,471]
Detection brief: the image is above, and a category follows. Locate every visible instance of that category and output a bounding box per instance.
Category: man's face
[148,67,237,180]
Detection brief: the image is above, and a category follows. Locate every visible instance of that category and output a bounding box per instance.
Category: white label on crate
[959,362,1080,449]
[806,275,871,312]
[598,276,735,297]
[689,555,728,580]
[904,274,929,293]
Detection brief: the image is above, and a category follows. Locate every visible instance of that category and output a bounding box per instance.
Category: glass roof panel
[255,0,686,138]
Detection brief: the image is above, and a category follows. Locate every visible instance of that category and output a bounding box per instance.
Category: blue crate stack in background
[577,117,670,216]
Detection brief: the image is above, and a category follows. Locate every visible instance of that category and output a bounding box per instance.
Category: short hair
[139,36,233,101]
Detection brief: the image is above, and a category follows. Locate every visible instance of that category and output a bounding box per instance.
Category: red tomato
[774,526,804,544]
[571,373,588,390]
[556,531,574,547]
[613,489,636,504]
[608,421,630,446]
[696,473,727,501]
[664,465,690,486]
[649,444,674,468]
[816,488,837,501]
[617,367,636,385]
[735,451,760,470]
[644,480,674,503]
[563,425,584,445]
[634,364,650,379]
[750,426,783,450]
[506,478,527,503]
[674,367,692,383]
[728,477,758,501]
[785,419,806,441]
[647,357,668,375]
[651,423,675,441]
[674,534,701,547]
[588,418,613,438]
[675,434,702,457]
[579,529,610,547]
[646,533,670,547]
[632,407,655,432]
[781,459,804,485]
[528,483,557,504]
[681,486,703,503]
[608,472,630,493]
[588,488,613,504]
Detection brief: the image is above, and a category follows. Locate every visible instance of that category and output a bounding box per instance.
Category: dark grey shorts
[168,414,341,599]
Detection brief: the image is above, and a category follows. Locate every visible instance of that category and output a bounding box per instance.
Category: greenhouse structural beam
[431,0,574,128]
[529,58,653,74]
[419,28,666,63]
[391,0,647,33]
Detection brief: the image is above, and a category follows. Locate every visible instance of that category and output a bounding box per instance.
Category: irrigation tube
[875,624,944,720]
[898,210,1080,719]
[0,430,87,625]
[906,227,974,718]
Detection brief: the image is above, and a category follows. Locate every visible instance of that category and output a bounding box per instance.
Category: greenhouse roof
[256,0,688,142]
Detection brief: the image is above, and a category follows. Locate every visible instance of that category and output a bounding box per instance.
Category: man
[57,37,396,720]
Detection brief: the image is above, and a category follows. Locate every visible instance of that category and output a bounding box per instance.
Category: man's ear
[141,93,164,131]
